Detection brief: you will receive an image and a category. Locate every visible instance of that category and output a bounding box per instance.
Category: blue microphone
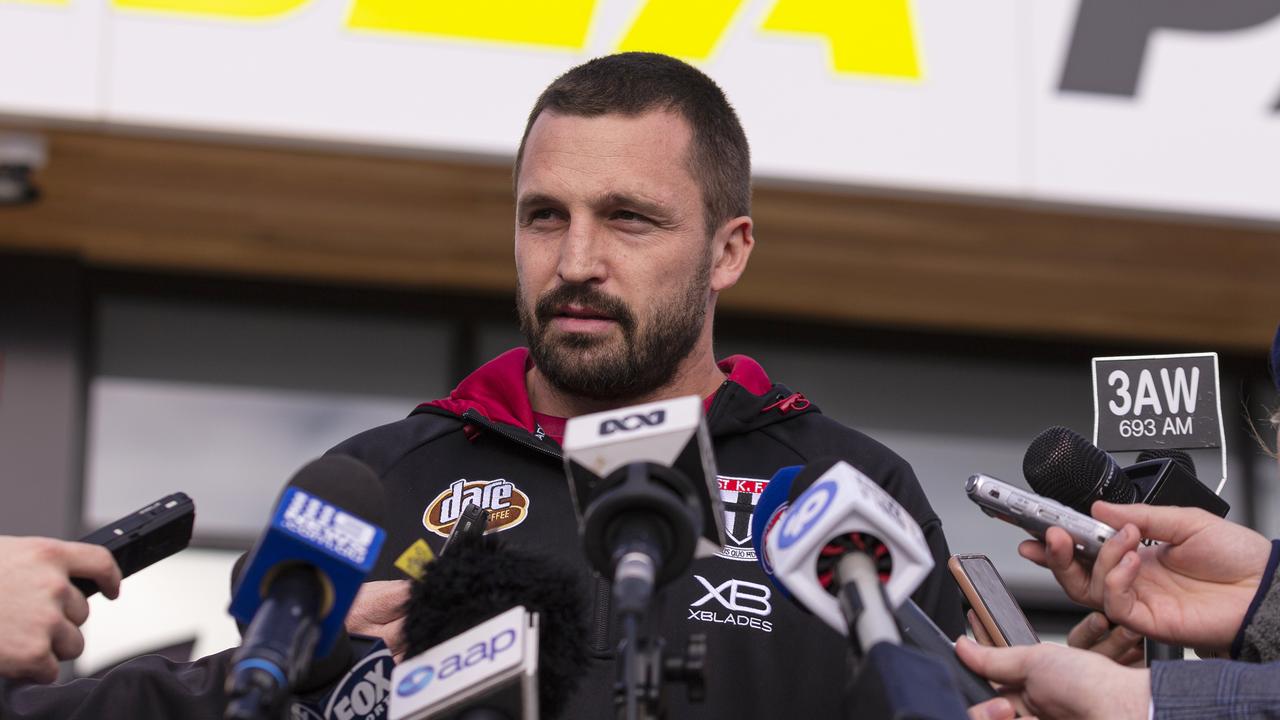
[225,455,387,720]
[752,465,802,589]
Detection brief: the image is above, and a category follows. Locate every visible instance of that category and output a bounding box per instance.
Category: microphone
[1023,426,1228,516]
[225,455,388,720]
[752,458,998,708]
[762,458,933,641]
[389,534,590,720]
[750,465,802,594]
[1136,448,1196,476]
[561,395,726,619]
[227,553,361,698]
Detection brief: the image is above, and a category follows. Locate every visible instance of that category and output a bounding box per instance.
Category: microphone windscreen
[1135,448,1197,477]
[402,535,589,718]
[1023,426,1135,512]
[287,455,386,526]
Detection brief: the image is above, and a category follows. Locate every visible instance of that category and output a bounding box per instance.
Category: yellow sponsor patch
[394,538,436,580]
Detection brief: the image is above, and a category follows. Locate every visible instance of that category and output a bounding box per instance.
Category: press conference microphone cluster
[388,527,590,720]
[224,455,388,720]
[753,458,979,719]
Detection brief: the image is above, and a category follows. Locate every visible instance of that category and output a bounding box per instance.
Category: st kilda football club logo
[715,475,769,562]
[422,479,530,537]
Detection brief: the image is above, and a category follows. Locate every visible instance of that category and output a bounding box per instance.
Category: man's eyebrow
[515,192,563,213]
[597,192,669,218]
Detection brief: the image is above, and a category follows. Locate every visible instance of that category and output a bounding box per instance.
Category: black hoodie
[329,347,964,718]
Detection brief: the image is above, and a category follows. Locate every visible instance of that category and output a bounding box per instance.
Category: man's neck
[526,346,726,419]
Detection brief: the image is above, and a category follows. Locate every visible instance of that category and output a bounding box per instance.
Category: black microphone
[1022,426,1136,512]
[1023,426,1228,516]
[1127,449,1228,516]
[391,533,590,720]
[1135,448,1196,476]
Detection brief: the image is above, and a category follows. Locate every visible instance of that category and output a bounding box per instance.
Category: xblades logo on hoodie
[422,479,531,537]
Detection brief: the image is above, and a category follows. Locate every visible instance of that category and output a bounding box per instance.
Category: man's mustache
[534,285,636,332]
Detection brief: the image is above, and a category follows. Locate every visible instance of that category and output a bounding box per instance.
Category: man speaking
[334,52,964,717]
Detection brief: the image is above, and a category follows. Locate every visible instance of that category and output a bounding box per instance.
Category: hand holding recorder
[0,536,122,683]
[1021,501,1272,653]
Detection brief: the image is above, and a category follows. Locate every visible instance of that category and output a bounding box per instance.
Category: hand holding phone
[949,553,1038,647]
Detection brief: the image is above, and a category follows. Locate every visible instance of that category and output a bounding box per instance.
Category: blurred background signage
[2,0,1277,221]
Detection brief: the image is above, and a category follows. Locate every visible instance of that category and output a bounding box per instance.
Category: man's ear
[710,216,754,293]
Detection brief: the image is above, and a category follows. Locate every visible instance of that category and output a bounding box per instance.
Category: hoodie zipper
[461,408,562,461]
[459,407,615,652]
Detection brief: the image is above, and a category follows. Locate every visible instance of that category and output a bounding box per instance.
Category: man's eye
[527,208,560,222]
[613,210,649,223]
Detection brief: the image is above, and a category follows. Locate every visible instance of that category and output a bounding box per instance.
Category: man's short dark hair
[515,52,751,234]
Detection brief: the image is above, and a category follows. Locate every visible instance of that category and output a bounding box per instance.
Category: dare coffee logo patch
[422,479,530,538]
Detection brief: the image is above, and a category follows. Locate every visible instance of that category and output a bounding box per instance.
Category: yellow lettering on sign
[347,0,595,50]
[616,0,745,61]
[112,0,308,19]
[762,0,922,79]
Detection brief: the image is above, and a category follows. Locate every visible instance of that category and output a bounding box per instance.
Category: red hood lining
[419,348,774,435]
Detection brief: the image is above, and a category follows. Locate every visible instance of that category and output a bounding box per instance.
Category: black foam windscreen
[287,455,386,526]
[402,534,590,719]
[1135,448,1197,477]
[1023,426,1136,513]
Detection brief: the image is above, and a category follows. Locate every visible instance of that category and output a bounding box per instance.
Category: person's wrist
[1230,539,1280,658]
[1116,667,1151,720]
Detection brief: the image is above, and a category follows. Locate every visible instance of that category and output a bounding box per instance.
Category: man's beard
[517,261,711,404]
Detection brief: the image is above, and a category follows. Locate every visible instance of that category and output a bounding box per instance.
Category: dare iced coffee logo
[422,479,530,538]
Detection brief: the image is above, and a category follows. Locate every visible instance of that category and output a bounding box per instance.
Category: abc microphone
[562,396,725,619]
[562,396,724,719]
[225,456,388,720]
[389,533,590,720]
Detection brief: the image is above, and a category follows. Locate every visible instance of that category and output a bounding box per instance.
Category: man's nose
[557,219,607,285]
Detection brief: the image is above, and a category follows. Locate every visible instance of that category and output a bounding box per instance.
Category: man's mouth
[554,305,616,322]
[549,304,620,332]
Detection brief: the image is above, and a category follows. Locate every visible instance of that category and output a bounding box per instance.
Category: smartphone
[965,473,1116,558]
[949,554,1039,647]
[73,492,195,597]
